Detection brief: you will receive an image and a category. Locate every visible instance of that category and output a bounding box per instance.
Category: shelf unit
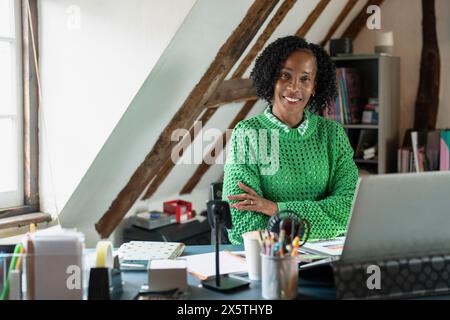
[332,54,400,174]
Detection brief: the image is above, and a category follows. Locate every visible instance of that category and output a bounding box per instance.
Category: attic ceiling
[58,0,385,243]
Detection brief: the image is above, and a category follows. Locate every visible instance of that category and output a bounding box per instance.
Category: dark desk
[119,218,211,245]
[118,245,336,300]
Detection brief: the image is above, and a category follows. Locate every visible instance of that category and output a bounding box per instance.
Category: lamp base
[202,275,250,293]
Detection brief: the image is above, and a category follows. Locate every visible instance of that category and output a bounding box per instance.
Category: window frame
[0,0,39,218]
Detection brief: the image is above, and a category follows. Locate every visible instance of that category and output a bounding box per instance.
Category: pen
[15,245,26,270]
[273,243,280,257]
[291,236,300,256]
[278,229,286,257]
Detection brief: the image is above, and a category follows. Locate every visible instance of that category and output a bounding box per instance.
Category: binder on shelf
[397,129,450,173]
[326,68,363,125]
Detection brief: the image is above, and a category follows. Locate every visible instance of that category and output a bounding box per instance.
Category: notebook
[300,237,345,257]
[118,241,185,270]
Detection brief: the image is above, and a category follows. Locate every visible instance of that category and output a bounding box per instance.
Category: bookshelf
[331,54,400,174]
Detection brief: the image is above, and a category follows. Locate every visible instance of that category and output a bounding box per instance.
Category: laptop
[300,171,450,271]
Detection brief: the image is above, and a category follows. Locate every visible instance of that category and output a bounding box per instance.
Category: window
[0,0,23,209]
[0,0,39,218]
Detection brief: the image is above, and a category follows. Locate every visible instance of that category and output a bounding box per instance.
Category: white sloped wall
[56,0,256,245]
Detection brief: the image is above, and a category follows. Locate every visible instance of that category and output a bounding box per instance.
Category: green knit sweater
[223,106,358,245]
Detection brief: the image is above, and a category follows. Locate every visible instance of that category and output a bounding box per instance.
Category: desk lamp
[202,200,250,292]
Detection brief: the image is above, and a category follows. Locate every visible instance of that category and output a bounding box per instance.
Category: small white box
[147,259,187,292]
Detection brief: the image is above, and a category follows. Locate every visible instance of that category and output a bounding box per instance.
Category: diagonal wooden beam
[141,108,216,200]
[180,100,257,195]
[181,0,333,195]
[232,0,298,78]
[295,0,330,37]
[414,0,440,130]
[320,0,358,47]
[206,78,256,108]
[95,0,279,238]
[341,0,385,40]
[141,0,297,201]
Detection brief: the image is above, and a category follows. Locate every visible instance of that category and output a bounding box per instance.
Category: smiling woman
[223,36,359,245]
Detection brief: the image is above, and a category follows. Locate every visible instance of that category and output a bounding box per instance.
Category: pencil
[0,243,22,300]
[15,245,26,270]
[26,238,35,300]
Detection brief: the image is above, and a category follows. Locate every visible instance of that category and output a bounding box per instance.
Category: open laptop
[300,171,450,270]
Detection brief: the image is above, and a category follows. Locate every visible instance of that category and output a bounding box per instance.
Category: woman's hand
[227,181,278,216]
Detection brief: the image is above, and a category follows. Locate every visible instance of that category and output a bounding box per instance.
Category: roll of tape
[96,240,113,269]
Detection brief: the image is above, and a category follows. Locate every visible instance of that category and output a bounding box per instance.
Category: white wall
[39,0,196,215]
[352,0,450,143]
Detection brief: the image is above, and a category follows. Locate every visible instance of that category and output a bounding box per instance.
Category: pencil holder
[261,253,298,300]
[0,250,25,300]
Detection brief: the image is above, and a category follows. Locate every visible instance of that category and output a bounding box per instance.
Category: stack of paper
[181,251,247,280]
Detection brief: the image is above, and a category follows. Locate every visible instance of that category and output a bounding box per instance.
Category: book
[411,131,420,173]
[300,237,345,257]
[399,147,410,172]
[355,130,377,159]
[130,211,176,230]
[342,68,363,124]
[440,130,450,171]
[363,145,377,160]
[326,68,363,125]
[410,130,428,172]
[118,241,185,270]
[361,102,379,124]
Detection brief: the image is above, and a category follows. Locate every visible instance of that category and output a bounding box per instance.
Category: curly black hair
[250,36,337,115]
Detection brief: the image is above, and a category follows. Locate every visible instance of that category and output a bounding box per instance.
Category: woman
[223,36,358,245]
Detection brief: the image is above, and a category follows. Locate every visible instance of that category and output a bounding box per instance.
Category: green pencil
[0,243,22,300]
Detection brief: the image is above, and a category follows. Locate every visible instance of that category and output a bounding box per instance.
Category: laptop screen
[341,171,450,263]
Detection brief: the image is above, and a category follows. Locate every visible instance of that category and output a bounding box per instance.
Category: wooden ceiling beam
[295,0,330,37]
[141,108,216,200]
[95,0,279,238]
[180,100,257,195]
[341,0,385,40]
[206,78,256,109]
[232,0,298,79]
[320,0,358,47]
[141,0,297,201]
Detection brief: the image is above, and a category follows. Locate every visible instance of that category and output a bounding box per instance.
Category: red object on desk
[163,200,194,223]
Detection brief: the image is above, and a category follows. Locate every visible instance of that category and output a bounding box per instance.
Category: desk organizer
[332,253,450,299]
[0,251,87,300]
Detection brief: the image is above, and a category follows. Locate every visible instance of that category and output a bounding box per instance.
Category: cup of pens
[260,216,310,300]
